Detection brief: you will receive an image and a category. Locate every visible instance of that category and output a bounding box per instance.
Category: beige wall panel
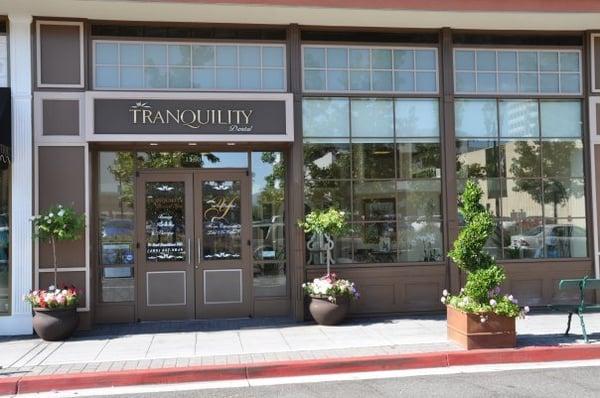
[307,265,446,314]
[38,146,86,268]
[39,271,87,307]
[42,99,79,136]
[38,23,81,86]
[503,261,593,306]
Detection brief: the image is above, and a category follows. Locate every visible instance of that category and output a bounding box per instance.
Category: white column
[0,14,33,336]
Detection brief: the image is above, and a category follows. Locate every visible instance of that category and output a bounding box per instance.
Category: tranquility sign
[93,98,288,136]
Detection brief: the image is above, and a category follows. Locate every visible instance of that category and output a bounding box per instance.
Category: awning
[0,87,10,167]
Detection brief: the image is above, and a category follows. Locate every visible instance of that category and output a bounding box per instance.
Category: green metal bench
[548,276,600,343]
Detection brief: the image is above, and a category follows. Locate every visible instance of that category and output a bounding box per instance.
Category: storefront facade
[2,0,600,334]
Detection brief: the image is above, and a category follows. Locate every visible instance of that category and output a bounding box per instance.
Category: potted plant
[299,209,359,325]
[26,205,85,341]
[444,180,529,349]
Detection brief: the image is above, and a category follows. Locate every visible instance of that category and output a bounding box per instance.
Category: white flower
[57,210,65,217]
[480,317,486,323]
[460,288,465,293]
[48,213,54,218]
[442,289,449,297]
[524,306,530,313]
[507,295,514,301]
[489,299,497,307]
[440,297,446,304]
[48,285,56,291]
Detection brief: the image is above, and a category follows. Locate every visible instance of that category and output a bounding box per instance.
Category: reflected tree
[510,141,583,220]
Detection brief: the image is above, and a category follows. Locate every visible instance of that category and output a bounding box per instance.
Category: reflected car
[510,224,587,258]
[102,219,134,239]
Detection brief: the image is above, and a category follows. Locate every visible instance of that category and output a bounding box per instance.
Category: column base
[0,312,33,336]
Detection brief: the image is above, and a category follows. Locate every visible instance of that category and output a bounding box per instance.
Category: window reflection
[145,182,186,262]
[455,99,587,260]
[302,97,443,264]
[202,181,242,260]
[352,141,395,179]
[304,141,351,180]
[98,152,136,302]
[252,152,287,297]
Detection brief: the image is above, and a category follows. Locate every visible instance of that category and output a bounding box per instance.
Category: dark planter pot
[308,296,350,326]
[32,307,79,341]
[447,306,516,350]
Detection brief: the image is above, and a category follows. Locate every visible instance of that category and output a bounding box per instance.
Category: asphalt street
[87,364,600,398]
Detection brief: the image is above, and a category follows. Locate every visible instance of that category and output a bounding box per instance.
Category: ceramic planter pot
[446,306,516,350]
[32,307,79,341]
[308,296,349,326]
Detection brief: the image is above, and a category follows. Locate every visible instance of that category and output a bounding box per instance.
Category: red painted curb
[15,365,246,394]
[246,352,448,379]
[3,344,600,395]
[447,344,600,366]
[0,378,17,396]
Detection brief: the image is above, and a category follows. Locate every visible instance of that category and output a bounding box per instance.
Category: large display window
[303,98,443,264]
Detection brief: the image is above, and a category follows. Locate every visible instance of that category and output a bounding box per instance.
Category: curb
[2,344,600,395]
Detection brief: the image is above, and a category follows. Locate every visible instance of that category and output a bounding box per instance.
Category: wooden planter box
[447,306,516,350]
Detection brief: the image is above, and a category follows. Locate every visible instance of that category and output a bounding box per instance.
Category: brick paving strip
[2,344,600,395]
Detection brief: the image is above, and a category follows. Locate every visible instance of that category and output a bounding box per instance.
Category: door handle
[187,238,191,266]
[197,238,202,264]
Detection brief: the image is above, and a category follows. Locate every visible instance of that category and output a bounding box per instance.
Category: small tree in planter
[25,205,85,341]
[298,209,359,325]
[444,180,528,349]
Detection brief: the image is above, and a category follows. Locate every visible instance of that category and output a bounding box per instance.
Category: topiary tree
[444,180,526,319]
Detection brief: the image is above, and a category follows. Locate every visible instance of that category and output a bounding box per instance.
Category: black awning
[0,87,10,166]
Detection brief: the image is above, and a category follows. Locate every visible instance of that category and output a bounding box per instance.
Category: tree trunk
[51,236,57,288]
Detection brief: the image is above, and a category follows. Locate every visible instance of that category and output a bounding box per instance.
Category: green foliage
[32,205,85,243]
[463,265,506,303]
[298,208,348,237]
[445,180,525,319]
[448,181,495,273]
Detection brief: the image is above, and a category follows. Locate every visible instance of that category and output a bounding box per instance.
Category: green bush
[444,180,527,319]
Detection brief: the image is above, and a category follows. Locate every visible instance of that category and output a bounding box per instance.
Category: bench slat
[558,278,600,290]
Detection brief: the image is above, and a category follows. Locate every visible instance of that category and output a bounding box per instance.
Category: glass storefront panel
[98,152,135,302]
[352,141,395,179]
[252,152,287,297]
[303,140,351,180]
[304,179,351,214]
[455,97,587,261]
[302,97,442,265]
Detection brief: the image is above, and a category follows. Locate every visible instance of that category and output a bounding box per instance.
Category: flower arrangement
[298,208,348,237]
[444,180,529,322]
[24,285,80,310]
[31,205,85,287]
[303,273,360,304]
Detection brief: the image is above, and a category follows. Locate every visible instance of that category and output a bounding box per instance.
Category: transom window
[94,41,286,91]
[454,48,581,95]
[303,45,438,93]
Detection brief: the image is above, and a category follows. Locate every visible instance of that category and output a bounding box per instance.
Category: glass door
[137,172,195,320]
[194,170,251,318]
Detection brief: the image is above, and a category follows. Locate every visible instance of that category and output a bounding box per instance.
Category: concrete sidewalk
[2,312,599,379]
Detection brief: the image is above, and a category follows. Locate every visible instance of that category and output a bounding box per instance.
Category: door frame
[135,168,252,320]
